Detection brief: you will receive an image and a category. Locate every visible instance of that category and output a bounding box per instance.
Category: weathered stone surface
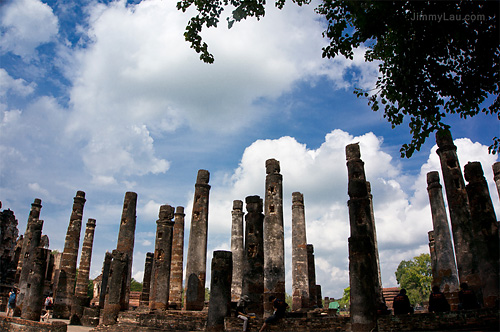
[346,143,379,332]
[206,250,232,331]
[115,191,138,310]
[53,191,86,319]
[185,170,211,311]
[230,200,244,302]
[139,252,154,307]
[0,205,19,286]
[99,251,113,309]
[241,195,265,317]
[0,316,67,332]
[306,244,317,308]
[21,246,49,321]
[149,205,175,311]
[291,192,309,311]
[464,161,499,308]
[169,206,185,309]
[436,130,481,300]
[264,158,286,317]
[101,250,129,326]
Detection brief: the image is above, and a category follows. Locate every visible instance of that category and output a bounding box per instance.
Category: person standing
[6,288,17,317]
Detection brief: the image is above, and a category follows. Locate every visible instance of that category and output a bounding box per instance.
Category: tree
[395,253,432,306]
[177,0,499,157]
[338,286,350,311]
[130,278,143,292]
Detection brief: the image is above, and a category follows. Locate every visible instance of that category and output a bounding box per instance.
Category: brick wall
[0,316,66,332]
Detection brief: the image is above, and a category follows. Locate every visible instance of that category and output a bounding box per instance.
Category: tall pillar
[435,130,481,299]
[366,182,384,305]
[464,161,499,308]
[346,143,378,332]
[100,250,128,326]
[291,192,309,311]
[17,219,44,311]
[169,206,185,309]
[0,206,19,286]
[241,195,265,317]
[139,252,154,307]
[316,285,323,308]
[184,170,211,311]
[149,205,175,311]
[230,200,244,301]
[99,251,113,309]
[426,172,459,293]
[115,191,138,310]
[15,198,42,285]
[71,218,97,324]
[306,244,317,308]
[21,247,49,321]
[428,231,438,283]
[53,190,86,319]
[493,162,500,202]
[206,251,233,332]
[263,158,285,316]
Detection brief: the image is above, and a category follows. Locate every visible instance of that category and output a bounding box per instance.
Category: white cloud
[0,69,36,97]
[0,0,59,59]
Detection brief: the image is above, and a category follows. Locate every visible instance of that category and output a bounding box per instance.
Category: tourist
[41,294,53,322]
[428,286,450,313]
[236,295,252,332]
[6,288,17,317]
[458,283,480,310]
[258,296,288,332]
[393,289,413,315]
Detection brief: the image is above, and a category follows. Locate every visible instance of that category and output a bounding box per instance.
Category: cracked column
[139,252,154,307]
[169,206,185,309]
[493,162,500,202]
[99,251,113,309]
[206,251,233,332]
[346,143,379,332]
[291,192,309,311]
[263,159,285,316]
[436,130,481,299]
[184,170,211,311]
[241,195,265,317]
[21,246,49,321]
[426,172,459,298]
[15,198,42,285]
[71,218,96,324]
[101,250,129,325]
[464,161,499,308]
[230,200,244,301]
[53,190,86,319]
[306,244,317,308]
[149,205,175,311]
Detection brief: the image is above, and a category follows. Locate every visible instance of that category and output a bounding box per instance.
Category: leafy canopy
[395,253,432,306]
[177,0,499,157]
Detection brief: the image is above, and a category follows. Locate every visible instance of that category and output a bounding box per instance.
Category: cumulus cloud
[0,0,59,59]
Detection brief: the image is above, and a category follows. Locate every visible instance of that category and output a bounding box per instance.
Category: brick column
[139,252,154,307]
[291,192,309,311]
[185,170,211,311]
[98,251,112,309]
[101,250,129,325]
[230,200,244,301]
[169,206,185,309]
[21,247,49,321]
[307,244,317,308]
[206,251,233,332]
[149,205,175,311]
[263,158,285,316]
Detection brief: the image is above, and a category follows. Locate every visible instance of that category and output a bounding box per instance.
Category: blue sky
[1,0,498,299]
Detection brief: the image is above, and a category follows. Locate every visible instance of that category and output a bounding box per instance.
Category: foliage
[88,279,94,298]
[130,278,143,292]
[285,292,292,309]
[205,287,210,301]
[177,0,499,157]
[395,253,432,306]
[338,286,350,310]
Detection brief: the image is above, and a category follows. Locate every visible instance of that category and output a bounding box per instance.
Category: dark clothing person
[393,289,413,315]
[428,286,450,313]
[459,283,480,310]
[259,296,288,332]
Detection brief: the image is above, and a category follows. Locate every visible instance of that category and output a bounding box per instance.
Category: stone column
[206,251,233,332]
[115,191,138,310]
[306,244,317,308]
[316,285,323,308]
[100,250,128,326]
[493,162,500,202]
[99,251,113,309]
[17,219,44,312]
[149,205,175,311]
[184,170,211,311]
[428,231,438,283]
[53,190,86,319]
[139,252,154,307]
[21,247,49,321]
[426,172,459,294]
[230,200,244,301]
[291,192,309,311]
[0,205,19,286]
[464,161,499,308]
[15,198,42,285]
[435,130,481,298]
[263,158,286,316]
[169,206,185,309]
[241,195,265,317]
[366,182,384,305]
[346,143,378,332]
[71,218,97,324]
